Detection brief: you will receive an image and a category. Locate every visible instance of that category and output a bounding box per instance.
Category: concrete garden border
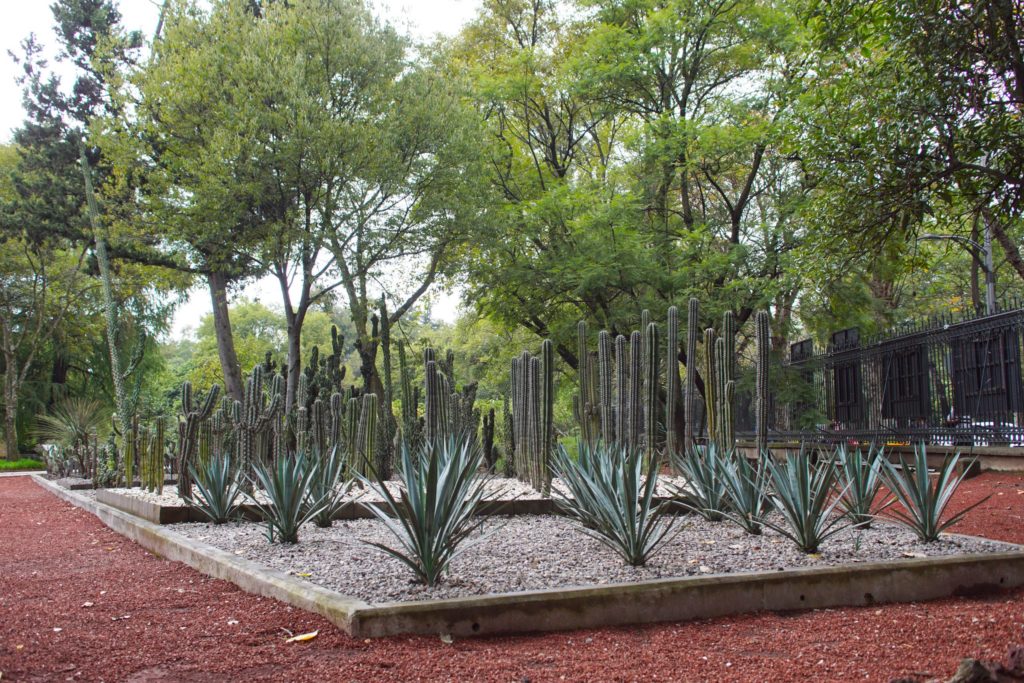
[33,474,1024,638]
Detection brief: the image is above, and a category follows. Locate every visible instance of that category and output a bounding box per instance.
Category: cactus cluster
[177,381,221,499]
[755,310,771,454]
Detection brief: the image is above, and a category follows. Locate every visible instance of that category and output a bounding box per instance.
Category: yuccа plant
[671,443,729,521]
[185,453,243,524]
[358,435,491,586]
[834,444,888,528]
[878,443,988,542]
[762,450,850,553]
[552,442,677,567]
[306,445,353,528]
[249,453,327,543]
[718,451,771,535]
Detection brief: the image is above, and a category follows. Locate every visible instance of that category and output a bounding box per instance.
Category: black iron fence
[745,305,1024,447]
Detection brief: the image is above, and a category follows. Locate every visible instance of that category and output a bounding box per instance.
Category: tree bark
[207,270,244,401]
[3,368,18,458]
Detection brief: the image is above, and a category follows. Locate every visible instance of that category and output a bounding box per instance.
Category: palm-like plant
[186,453,243,524]
[671,443,729,521]
[834,444,888,528]
[552,442,677,566]
[34,397,109,447]
[307,446,352,528]
[358,436,491,586]
[249,453,327,543]
[719,451,771,535]
[878,443,988,542]
[763,450,850,553]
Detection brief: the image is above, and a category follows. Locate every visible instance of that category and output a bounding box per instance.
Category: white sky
[0,0,478,338]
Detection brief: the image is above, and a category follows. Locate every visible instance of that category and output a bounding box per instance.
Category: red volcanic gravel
[2,473,1024,683]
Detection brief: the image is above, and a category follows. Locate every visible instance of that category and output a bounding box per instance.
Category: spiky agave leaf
[552,442,678,567]
[762,450,851,553]
[719,451,771,535]
[834,444,889,528]
[185,453,243,524]
[248,453,328,544]
[878,443,988,542]
[306,445,353,528]
[357,435,491,586]
[670,443,729,521]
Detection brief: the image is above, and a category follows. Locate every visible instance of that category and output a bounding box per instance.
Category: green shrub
[878,443,987,542]
[358,436,490,586]
[0,458,45,471]
[552,442,677,566]
[185,454,243,524]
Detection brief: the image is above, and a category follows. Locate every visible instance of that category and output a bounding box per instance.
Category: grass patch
[0,458,45,471]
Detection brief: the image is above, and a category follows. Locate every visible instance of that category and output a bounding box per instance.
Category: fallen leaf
[285,630,319,643]
[807,553,822,560]
[296,572,312,578]
[112,615,130,622]
[15,645,23,650]
[901,552,926,558]
[698,565,712,573]
[440,633,453,644]
[52,628,62,633]
[81,602,94,608]
[728,544,743,550]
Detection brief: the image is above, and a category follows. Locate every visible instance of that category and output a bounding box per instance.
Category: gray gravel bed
[173,514,1017,604]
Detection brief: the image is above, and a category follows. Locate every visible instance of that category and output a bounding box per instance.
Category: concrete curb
[32,474,1024,639]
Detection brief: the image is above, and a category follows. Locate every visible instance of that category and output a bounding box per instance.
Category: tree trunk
[3,372,18,458]
[286,318,303,412]
[207,270,244,401]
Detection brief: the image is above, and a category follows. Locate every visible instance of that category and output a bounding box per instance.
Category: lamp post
[917,224,996,315]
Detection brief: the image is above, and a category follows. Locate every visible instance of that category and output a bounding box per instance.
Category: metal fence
[747,305,1024,447]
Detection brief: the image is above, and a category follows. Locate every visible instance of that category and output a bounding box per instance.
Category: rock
[948,658,998,683]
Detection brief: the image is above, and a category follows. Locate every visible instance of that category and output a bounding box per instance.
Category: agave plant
[670,443,729,521]
[248,453,327,543]
[186,453,243,524]
[878,443,988,542]
[762,450,850,553]
[357,435,491,586]
[833,444,888,528]
[719,451,771,535]
[552,442,677,566]
[306,445,353,528]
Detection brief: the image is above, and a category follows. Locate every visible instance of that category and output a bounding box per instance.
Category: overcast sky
[1,0,479,337]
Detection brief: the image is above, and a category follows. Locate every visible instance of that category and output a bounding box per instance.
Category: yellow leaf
[296,572,312,578]
[285,630,319,643]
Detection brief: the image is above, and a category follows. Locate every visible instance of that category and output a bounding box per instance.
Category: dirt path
[2,473,1023,682]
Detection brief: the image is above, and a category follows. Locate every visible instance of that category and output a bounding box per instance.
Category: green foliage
[248,453,326,544]
[878,444,988,543]
[762,451,849,554]
[719,452,771,536]
[307,446,352,529]
[551,442,677,566]
[186,454,243,525]
[357,436,490,586]
[833,444,888,529]
[33,397,109,447]
[671,444,729,522]
[0,458,45,471]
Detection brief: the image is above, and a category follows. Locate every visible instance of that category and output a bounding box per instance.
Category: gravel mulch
[174,513,1015,604]
[2,473,1024,682]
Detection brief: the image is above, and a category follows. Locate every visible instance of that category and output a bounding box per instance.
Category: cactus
[644,321,659,460]
[482,408,497,471]
[627,331,642,450]
[177,381,221,500]
[501,396,515,477]
[665,306,680,460]
[122,415,137,488]
[614,334,627,445]
[509,342,555,493]
[597,330,614,442]
[684,298,699,450]
[232,365,281,485]
[576,321,600,447]
[356,392,378,476]
[377,296,396,479]
[755,310,771,454]
[151,416,165,496]
[424,354,442,444]
[703,327,717,445]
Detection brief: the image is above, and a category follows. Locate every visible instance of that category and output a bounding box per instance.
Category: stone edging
[32,474,1024,639]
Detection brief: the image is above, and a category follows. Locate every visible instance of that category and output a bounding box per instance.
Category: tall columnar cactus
[501,396,515,477]
[540,339,554,495]
[377,296,396,479]
[665,306,680,459]
[755,310,771,454]
[355,392,378,476]
[703,327,717,445]
[627,331,643,450]
[509,342,554,493]
[684,298,700,450]
[122,415,138,488]
[576,321,600,447]
[614,334,627,445]
[597,330,614,442]
[397,340,420,447]
[177,381,221,500]
[232,365,281,483]
[482,408,497,471]
[151,416,165,496]
[644,322,659,459]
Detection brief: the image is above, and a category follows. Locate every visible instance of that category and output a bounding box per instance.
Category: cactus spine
[755,310,771,454]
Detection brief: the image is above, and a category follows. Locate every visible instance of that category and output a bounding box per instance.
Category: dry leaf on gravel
[285,631,319,643]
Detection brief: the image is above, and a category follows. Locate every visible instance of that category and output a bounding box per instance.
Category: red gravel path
[2,474,1023,683]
